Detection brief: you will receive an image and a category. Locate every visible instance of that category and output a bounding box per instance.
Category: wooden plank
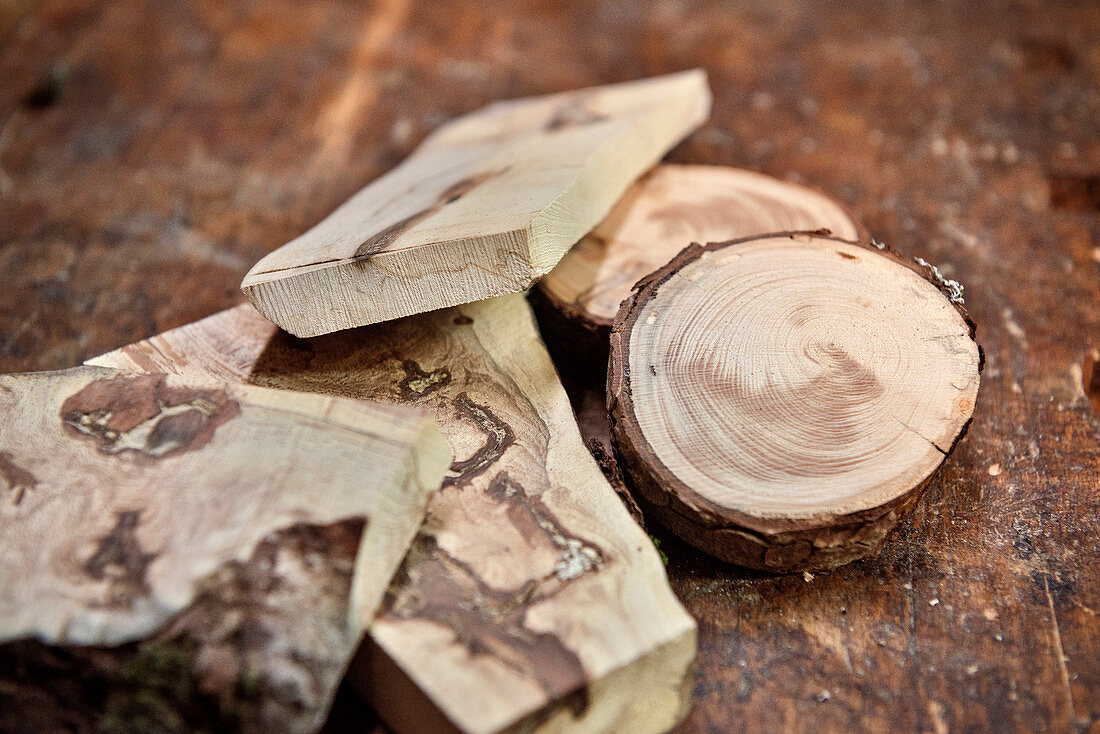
[0,365,450,734]
[88,295,697,734]
[240,71,711,337]
[608,233,981,571]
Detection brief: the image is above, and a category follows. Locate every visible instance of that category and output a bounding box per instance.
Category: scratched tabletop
[2,1,1098,732]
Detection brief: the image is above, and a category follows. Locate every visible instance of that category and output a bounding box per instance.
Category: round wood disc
[534,165,866,349]
[608,233,982,571]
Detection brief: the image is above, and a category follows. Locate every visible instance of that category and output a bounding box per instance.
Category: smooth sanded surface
[541,165,863,327]
[625,236,980,520]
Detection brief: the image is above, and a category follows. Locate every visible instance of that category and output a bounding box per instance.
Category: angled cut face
[539,164,864,329]
[0,366,449,732]
[614,235,980,524]
[89,296,697,734]
[241,71,711,337]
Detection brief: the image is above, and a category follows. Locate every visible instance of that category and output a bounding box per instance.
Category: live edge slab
[241,71,711,337]
[0,366,449,734]
[88,295,697,734]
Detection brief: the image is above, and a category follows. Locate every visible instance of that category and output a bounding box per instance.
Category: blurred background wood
[1,1,1098,732]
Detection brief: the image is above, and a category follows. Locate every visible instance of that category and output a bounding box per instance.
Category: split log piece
[242,71,711,337]
[89,295,697,734]
[608,232,982,572]
[0,366,450,734]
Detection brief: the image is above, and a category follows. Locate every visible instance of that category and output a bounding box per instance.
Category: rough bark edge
[529,181,871,379]
[607,231,984,572]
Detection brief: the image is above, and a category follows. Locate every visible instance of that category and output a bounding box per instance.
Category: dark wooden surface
[2,1,1098,732]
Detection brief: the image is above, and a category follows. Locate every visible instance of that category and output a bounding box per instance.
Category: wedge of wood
[532,164,865,367]
[90,295,697,734]
[608,233,982,571]
[0,366,449,734]
[241,70,711,337]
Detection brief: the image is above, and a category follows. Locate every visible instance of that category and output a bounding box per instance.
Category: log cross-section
[608,233,982,571]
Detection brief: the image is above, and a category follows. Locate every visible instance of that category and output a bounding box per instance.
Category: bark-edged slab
[0,366,449,733]
[89,296,697,734]
[608,233,982,571]
[241,71,711,337]
[531,164,866,372]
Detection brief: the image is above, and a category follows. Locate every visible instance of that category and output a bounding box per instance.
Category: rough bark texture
[88,296,697,734]
[3,1,1100,731]
[608,233,983,572]
[0,367,449,734]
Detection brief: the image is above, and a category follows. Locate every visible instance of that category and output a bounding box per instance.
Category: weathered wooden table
[2,1,1097,731]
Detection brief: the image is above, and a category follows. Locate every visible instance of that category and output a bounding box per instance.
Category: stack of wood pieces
[1,70,983,733]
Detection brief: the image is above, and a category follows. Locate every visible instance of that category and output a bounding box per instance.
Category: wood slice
[241,71,711,337]
[0,366,450,734]
[531,164,866,373]
[608,233,982,572]
[90,296,697,734]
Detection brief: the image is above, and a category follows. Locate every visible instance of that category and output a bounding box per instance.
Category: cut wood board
[532,164,865,368]
[608,233,982,571]
[241,71,712,337]
[0,366,449,733]
[89,295,697,734]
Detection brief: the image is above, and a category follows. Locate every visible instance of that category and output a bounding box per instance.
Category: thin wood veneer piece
[533,164,865,358]
[89,295,697,734]
[0,367,449,733]
[241,71,711,337]
[609,233,982,571]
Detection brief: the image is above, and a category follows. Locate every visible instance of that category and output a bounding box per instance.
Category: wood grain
[89,295,697,734]
[533,164,865,364]
[608,233,982,571]
[241,72,711,337]
[0,365,449,733]
[3,0,1099,731]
